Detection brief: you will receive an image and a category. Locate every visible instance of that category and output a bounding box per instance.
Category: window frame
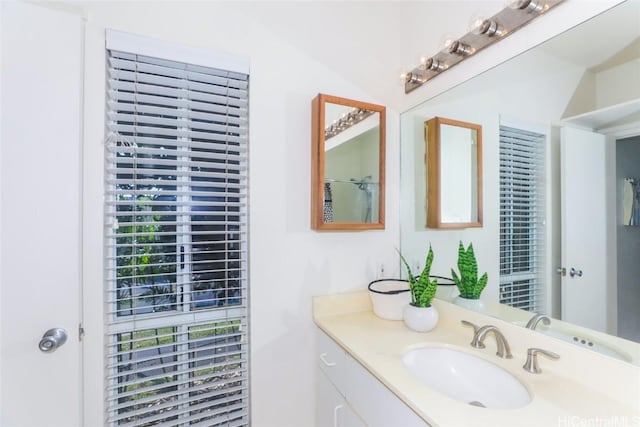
[499,120,548,314]
[104,30,250,427]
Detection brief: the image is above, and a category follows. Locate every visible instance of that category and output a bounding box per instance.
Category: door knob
[38,328,68,353]
[569,267,583,278]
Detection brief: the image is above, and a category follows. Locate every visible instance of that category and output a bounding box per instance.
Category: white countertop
[313,291,640,427]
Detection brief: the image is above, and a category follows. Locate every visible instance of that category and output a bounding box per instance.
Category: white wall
[79,3,400,427]
[596,58,640,109]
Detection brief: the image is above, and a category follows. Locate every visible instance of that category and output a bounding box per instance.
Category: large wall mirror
[311,94,386,231]
[400,0,640,365]
[425,117,483,228]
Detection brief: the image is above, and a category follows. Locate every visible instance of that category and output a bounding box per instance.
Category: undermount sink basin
[402,347,531,409]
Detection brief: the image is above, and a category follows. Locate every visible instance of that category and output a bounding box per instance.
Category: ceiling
[538,0,640,70]
[60,0,637,111]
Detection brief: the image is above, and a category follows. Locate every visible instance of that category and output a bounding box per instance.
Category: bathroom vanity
[313,292,640,427]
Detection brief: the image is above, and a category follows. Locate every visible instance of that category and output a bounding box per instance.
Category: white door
[560,126,612,333]
[1,2,83,425]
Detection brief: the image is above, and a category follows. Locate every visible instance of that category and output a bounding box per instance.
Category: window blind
[499,125,546,312]
[105,44,249,427]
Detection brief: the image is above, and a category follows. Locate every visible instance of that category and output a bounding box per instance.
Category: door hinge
[78,323,85,341]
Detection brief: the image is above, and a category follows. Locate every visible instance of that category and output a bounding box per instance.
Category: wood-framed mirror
[425,116,483,229]
[311,94,386,231]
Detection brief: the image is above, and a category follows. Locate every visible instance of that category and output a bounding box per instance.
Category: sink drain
[468,401,486,408]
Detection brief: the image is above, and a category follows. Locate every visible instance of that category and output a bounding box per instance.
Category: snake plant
[399,245,438,308]
[451,241,488,299]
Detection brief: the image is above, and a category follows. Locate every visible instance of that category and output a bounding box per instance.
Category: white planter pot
[453,295,485,313]
[368,279,411,320]
[403,304,439,332]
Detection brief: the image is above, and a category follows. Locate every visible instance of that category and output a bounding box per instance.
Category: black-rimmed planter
[367,279,411,320]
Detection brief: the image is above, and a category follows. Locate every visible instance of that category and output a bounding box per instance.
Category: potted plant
[451,241,488,311]
[399,245,439,332]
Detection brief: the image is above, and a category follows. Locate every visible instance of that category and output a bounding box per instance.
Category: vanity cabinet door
[342,352,429,427]
[316,329,430,427]
[316,367,365,427]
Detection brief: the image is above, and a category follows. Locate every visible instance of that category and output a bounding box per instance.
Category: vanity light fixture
[474,19,505,37]
[325,108,375,139]
[403,0,565,93]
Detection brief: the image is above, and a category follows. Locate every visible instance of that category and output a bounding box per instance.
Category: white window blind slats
[107,55,249,90]
[105,43,249,427]
[107,307,248,334]
[499,124,546,313]
[107,76,248,106]
[111,399,249,427]
[108,81,247,110]
[106,166,246,181]
[107,251,243,264]
[107,92,246,118]
[105,238,247,250]
[110,391,249,426]
[106,127,246,147]
[107,115,247,136]
[107,102,247,126]
[106,156,246,172]
[106,226,246,238]
[108,265,245,281]
[108,196,244,207]
[108,219,246,231]
[108,178,246,191]
[108,123,247,142]
[108,67,248,97]
[108,362,247,395]
[108,356,247,390]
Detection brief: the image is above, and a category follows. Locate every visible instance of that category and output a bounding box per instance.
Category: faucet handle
[461,320,480,334]
[523,347,560,374]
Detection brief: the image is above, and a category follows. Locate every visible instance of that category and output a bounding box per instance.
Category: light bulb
[475,19,505,37]
[424,58,446,72]
[447,40,474,56]
[509,0,545,13]
[404,71,425,85]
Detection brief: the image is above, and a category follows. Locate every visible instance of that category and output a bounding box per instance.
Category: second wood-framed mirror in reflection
[311,94,386,231]
[425,117,483,229]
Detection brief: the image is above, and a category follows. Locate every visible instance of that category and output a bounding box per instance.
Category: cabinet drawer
[316,329,349,395]
[343,354,429,427]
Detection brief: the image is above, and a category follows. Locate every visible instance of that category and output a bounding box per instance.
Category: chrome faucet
[523,348,560,374]
[461,321,513,359]
[525,313,551,330]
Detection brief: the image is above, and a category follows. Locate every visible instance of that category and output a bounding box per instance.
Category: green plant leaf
[451,268,460,287]
[397,249,418,305]
[453,241,487,299]
[398,245,437,307]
